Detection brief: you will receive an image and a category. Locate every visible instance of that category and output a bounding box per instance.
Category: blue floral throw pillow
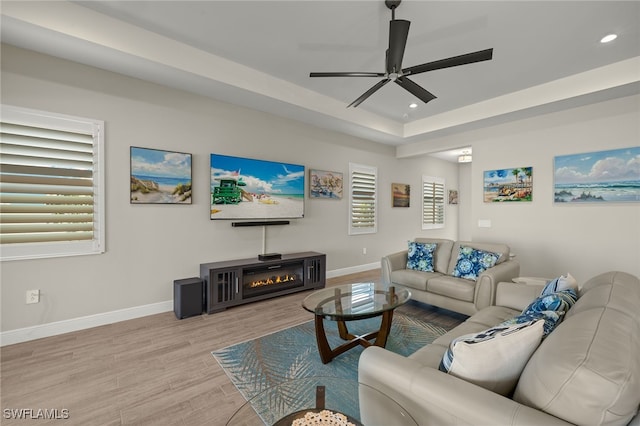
[452,246,501,281]
[406,241,437,272]
[500,289,578,336]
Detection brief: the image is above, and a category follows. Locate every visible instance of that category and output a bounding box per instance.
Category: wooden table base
[314,310,394,364]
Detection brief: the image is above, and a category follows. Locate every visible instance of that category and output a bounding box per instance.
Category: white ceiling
[1,1,639,159]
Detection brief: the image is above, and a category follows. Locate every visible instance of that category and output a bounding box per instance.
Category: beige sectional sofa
[359,271,640,426]
[382,238,520,315]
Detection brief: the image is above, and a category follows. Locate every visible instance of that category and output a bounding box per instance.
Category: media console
[200,252,326,313]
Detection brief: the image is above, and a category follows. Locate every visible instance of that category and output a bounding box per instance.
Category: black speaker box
[173,277,203,319]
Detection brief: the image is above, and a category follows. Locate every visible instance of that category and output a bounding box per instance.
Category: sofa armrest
[474,259,520,310]
[359,347,572,426]
[381,250,408,285]
[495,281,545,311]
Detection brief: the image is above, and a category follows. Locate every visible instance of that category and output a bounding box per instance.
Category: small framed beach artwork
[130,147,192,204]
[554,147,640,203]
[309,169,343,199]
[449,189,459,205]
[483,167,533,202]
[392,183,410,207]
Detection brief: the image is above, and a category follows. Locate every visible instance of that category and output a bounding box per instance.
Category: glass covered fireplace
[242,261,304,298]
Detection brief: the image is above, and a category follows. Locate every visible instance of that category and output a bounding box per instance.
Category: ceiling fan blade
[395,76,437,104]
[348,79,390,108]
[403,48,493,76]
[387,19,410,74]
[310,72,385,78]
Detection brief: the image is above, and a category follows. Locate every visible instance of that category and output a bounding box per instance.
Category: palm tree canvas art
[483,167,533,202]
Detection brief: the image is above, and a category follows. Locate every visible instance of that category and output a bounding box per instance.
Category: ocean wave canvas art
[554,147,640,203]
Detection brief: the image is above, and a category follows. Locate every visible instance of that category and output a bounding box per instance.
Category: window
[0,105,105,261]
[422,175,445,229]
[349,163,377,235]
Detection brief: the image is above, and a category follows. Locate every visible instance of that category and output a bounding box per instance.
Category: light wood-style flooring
[1,269,466,425]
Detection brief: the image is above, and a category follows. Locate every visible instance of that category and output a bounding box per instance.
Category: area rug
[212,314,448,405]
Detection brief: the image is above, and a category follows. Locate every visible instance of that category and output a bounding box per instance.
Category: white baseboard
[326,261,381,279]
[1,262,380,346]
[1,301,173,347]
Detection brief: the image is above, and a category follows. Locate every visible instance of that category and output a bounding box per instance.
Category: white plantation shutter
[0,105,105,260]
[422,175,445,229]
[349,163,377,235]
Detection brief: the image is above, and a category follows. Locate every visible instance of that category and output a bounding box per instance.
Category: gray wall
[1,45,639,334]
[0,45,458,332]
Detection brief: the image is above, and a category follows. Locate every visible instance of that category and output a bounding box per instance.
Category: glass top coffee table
[226,376,417,425]
[302,283,411,364]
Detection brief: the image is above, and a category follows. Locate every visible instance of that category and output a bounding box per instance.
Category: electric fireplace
[243,262,304,298]
[200,252,326,313]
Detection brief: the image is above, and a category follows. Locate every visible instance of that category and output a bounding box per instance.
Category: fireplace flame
[250,274,297,288]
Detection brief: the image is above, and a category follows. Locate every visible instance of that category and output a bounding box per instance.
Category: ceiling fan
[310,0,493,108]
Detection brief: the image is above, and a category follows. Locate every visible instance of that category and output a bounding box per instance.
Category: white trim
[0,301,173,346]
[326,262,381,279]
[0,264,381,346]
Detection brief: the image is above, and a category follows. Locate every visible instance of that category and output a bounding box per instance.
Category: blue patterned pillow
[451,246,501,281]
[406,241,437,272]
[500,289,578,336]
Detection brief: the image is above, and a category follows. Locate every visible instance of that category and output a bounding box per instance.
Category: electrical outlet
[26,289,40,304]
[362,247,367,255]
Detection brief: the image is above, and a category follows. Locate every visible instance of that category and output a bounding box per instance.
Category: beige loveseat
[359,271,640,425]
[382,238,520,315]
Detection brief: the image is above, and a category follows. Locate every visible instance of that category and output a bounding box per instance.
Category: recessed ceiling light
[600,34,618,43]
[409,103,418,109]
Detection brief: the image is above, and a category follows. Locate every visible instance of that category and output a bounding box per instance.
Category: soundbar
[231,220,290,227]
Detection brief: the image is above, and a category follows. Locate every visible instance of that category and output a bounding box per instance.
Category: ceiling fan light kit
[310,0,494,108]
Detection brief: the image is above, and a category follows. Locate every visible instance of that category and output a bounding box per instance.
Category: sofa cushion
[447,241,510,274]
[407,241,437,272]
[451,246,501,281]
[390,269,441,292]
[439,319,544,396]
[427,275,476,303]
[415,238,454,274]
[514,272,640,425]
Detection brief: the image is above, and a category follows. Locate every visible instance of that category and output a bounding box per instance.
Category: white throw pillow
[542,273,578,295]
[440,319,544,396]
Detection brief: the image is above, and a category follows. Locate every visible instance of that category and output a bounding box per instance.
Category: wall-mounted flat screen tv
[210,154,305,220]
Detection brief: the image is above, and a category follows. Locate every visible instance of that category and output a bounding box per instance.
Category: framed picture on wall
[554,147,640,203]
[130,147,192,204]
[309,169,343,199]
[449,190,459,205]
[483,167,533,202]
[392,183,410,207]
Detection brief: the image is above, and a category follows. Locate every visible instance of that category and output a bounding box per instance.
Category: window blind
[0,106,104,260]
[422,176,445,229]
[349,163,377,235]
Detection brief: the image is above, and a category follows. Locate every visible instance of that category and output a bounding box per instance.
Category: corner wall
[462,95,639,283]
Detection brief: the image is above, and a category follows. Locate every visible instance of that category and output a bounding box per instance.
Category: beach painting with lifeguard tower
[210,154,305,219]
[484,167,533,202]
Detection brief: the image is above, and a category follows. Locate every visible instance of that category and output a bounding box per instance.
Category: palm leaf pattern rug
[212,314,447,404]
